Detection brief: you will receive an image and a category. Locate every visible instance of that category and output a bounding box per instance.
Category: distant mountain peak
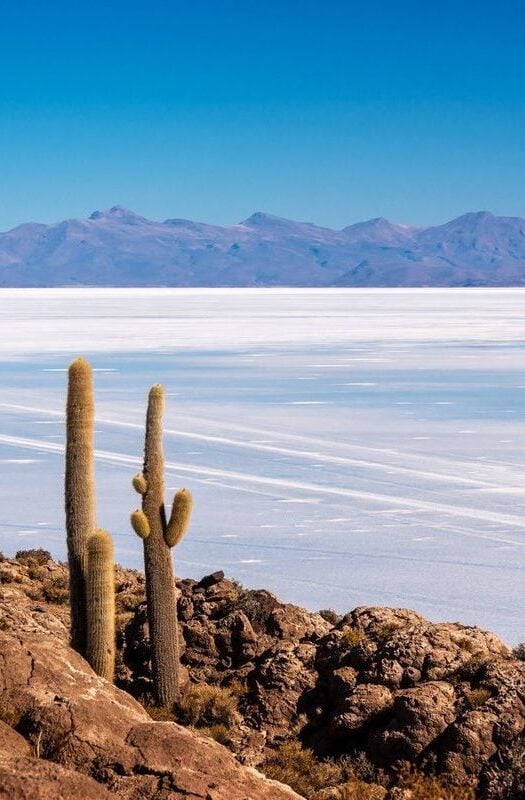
[89,206,148,224]
[343,216,417,244]
[241,211,292,226]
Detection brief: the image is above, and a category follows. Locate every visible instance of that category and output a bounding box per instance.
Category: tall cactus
[86,529,115,680]
[131,385,192,706]
[65,357,96,655]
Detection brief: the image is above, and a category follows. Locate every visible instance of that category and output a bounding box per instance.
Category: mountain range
[1,206,525,287]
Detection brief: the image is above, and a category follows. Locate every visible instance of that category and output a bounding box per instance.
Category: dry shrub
[15,549,52,566]
[341,628,363,647]
[0,568,23,584]
[224,678,248,699]
[175,684,237,728]
[512,642,525,661]
[199,723,231,745]
[311,780,386,800]
[263,741,343,798]
[319,609,342,626]
[398,773,476,800]
[42,574,69,604]
[0,703,21,728]
[376,622,401,641]
[463,687,492,710]
[146,706,177,722]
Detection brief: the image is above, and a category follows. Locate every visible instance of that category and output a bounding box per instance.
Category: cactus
[86,529,115,680]
[65,357,96,655]
[131,384,192,706]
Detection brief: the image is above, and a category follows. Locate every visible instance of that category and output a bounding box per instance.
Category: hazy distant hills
[2,206,525,287]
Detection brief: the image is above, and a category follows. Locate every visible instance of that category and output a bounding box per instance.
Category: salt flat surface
[0,288,524,643]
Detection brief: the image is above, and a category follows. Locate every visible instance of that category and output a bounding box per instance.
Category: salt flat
[0,288,524,643]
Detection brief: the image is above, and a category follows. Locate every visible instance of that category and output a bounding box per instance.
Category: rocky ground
[0,550,524,799]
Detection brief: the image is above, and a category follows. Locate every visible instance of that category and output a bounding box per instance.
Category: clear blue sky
[0,0,524,231]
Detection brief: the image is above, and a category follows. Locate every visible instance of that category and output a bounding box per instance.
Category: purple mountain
[1,207,524,287]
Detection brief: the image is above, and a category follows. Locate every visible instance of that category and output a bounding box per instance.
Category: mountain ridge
[1,207,525,287]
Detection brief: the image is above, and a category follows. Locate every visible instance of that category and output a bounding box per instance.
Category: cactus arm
[131,509,150,539]
[165,489,193,548]
[132,473,148,495]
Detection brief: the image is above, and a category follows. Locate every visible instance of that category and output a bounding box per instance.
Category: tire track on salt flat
[2,432,525,533]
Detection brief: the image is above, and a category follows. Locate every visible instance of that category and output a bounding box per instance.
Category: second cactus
[131,384,192,706]
[86,529,115,681]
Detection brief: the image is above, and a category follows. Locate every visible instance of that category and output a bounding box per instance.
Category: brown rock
[0,721,30,758]
[371,681,456,760]
[332,684,393,736]
[0,614,303,799]
[0,756,113,799]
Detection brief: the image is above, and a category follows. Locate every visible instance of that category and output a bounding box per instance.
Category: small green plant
[341,627,363,647]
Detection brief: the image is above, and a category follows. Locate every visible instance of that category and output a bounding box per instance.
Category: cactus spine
[132,385,192,706]
[86,530,115,680]
[65,357,96,655]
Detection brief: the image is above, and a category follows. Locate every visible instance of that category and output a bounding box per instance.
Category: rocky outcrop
[1,552,524,799]
[0,573,302,799]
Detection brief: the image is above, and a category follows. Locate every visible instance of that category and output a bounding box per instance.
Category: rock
[3,552,525,799]
[0,608,303,799]
[198,571,225,589]
[371,681,456,761]
[248,643,318,738]
[268,604,331,642]
[331,684,393,736]
[0,722,30,758]
[0,756,113,799]
[127,723,301,799]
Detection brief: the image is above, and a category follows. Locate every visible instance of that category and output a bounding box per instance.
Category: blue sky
[0,0,524,230]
